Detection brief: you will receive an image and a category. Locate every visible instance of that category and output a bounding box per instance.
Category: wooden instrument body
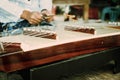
[0,21,120,72]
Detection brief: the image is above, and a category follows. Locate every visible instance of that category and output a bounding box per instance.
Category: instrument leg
[113,48,120,73]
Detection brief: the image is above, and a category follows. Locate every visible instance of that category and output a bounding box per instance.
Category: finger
[35,15,42,21]
[29,19,40,24]
[35,12,42,19]
[30,15,42,22]
[31,15,42,23]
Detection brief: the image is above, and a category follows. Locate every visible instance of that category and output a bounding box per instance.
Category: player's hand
[21,10,42,25]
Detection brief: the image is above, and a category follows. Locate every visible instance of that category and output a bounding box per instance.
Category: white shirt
[0,0,52,22]
[64,5,70,14]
